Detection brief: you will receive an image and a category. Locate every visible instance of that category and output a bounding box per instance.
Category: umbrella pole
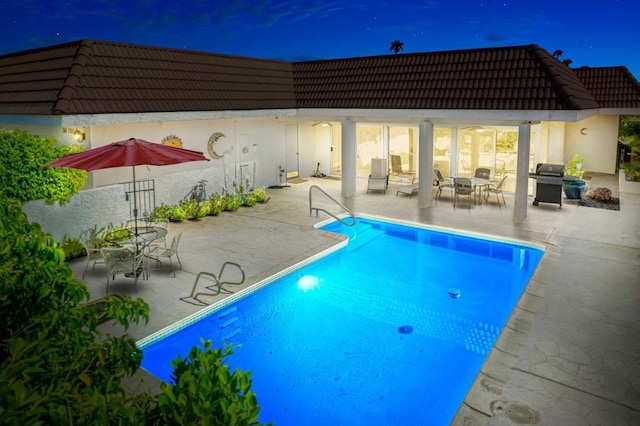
[132,166,138,238]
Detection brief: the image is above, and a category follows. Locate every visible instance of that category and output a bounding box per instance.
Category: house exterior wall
[564,115,619,174]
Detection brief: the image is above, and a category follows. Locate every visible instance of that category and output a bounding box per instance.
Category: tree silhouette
[562,59,573,66]
[552,49,563,58]
[389,40,404,54]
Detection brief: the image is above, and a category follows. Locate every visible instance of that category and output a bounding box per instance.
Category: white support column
[418,121,434,209]
[513,122,531,223]
[341,119,357,198]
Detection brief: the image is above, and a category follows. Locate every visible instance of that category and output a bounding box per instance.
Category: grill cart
[530,163,565,208]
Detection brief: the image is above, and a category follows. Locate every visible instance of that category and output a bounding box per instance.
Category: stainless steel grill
[529,163,565,208]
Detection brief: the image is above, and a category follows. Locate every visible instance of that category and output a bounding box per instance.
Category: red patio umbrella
[47,137,209,236]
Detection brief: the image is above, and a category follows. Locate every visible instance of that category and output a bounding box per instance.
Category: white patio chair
[147,232,182,277]
[100,241,148,295]
[79,227,105,278]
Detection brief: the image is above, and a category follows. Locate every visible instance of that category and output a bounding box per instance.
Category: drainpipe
[513,122,531,223]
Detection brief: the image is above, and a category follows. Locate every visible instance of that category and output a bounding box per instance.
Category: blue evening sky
[1,0,639,78]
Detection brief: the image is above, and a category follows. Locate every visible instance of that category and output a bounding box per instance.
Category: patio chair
[474,167,491,180]
[453,177,473,210]
[145,218,169,249]
[147,232,182,277]
[100,241,148,295]
[390,154,403,176]
[79,227,105,279]
[396,176,419,198]
[434,168,454,200]
[367,158,388,194]
[485,175,508,209]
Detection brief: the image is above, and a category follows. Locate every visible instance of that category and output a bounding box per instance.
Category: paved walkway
[70,174,640,425]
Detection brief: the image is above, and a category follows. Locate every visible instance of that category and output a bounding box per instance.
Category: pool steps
[218,306,242,342]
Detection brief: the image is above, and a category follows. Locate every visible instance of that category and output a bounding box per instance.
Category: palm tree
[552,49,563,59]
[389,40,404,54]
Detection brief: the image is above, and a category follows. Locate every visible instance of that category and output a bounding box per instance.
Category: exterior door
[285,124,299,179]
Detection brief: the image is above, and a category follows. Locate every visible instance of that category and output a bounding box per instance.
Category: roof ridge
[528,45,599,109]
[54,40,93,114]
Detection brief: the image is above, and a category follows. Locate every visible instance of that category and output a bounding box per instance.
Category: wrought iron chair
[100,239,148,295]
[79,227,105,278]
[147,232,182,277]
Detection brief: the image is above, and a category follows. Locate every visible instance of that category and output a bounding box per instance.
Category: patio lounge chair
[396,176,419,198]
[367,158,388,194]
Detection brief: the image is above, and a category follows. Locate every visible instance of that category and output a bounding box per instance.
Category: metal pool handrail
[309,184,357,226]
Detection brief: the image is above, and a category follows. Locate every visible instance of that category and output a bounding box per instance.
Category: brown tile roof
[0,40,296,115]
[293,44,599,110]
[1,40,638,116]
[573,67,640,108]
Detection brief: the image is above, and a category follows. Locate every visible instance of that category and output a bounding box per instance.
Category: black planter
[563,179,586,199]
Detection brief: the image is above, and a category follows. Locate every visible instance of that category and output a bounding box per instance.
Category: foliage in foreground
[0,129,87,205]
[155,341,268,425]
[0,192,269,425]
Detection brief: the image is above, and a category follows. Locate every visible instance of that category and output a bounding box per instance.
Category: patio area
[70,174,640,425]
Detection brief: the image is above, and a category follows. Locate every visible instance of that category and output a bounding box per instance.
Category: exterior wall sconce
[580,128,588,135]
[73,129,86,142]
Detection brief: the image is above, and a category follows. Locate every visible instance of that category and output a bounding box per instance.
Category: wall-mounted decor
[162,134,183,148]
[207,132,225,159]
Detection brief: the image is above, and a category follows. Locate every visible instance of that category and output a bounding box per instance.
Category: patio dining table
[470,177,490,204]
[105,226,168,250]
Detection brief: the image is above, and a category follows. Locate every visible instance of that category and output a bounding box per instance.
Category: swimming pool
[139,216,544,425]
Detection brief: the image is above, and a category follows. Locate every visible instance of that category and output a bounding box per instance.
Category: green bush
[0,192,153,423]
[205,193,225,215]
[179,199,200,219]
[169,205,186,221]
[0,129,87,205]
[223,193,243,211]
[60,234,86,260]
[242,193,257,207]
[153,340,270,425]
[252,188,269,203]
[621,161,640,181]
[1,193,270,424]
[149,203,172,220]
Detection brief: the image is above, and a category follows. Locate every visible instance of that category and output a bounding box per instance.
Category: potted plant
[563,154,587,199]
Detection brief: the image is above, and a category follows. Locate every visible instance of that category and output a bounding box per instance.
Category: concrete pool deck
[70,173,640,425]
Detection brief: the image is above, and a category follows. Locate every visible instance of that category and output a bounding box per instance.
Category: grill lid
[535,163,564,177]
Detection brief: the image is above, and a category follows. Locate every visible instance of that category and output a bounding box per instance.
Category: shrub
[59,234,86,260]
[243,193,257,207]
[621,161,640,181]
[0,129,87,205]
[205,193,225,215]
[252,187,269,203]
[223,193,243,211]
[153,341,270,425]
[149,203,172,220]
[169,205,186,221]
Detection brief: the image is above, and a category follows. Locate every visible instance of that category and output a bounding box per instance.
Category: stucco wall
[86,117,291,191]
[564,115,619,174]
[22,168,211,241]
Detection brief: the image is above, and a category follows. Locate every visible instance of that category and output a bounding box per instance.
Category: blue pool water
[140,217,544,425]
